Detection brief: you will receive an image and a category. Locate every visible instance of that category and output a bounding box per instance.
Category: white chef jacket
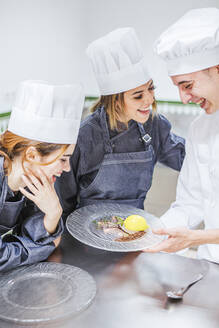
[161,109,219,263]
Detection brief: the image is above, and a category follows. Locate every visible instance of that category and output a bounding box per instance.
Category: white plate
[66,203,165,252]
[0,262,96,324]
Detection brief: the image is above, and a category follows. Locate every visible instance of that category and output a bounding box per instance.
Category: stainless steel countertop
[2,231,219,328]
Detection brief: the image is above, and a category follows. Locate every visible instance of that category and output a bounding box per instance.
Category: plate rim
[66,203,165,252]
[0,262,96,324]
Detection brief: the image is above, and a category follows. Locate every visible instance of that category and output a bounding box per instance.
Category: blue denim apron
[79,110,154,209]
[0,159,25,235]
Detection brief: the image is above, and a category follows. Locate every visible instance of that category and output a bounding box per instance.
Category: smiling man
[144,7,219,262]
[172,69,219,114]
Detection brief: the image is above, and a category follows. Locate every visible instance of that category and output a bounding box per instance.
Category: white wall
[81,0,219,99]
[0,0,84,110]
[0,0,218,111]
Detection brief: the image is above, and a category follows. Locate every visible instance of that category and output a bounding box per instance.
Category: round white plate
[66,203,165,252]
[0,262,96,324]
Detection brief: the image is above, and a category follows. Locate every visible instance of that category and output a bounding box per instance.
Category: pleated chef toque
[154,7,219,76]
[86,27,151,95]
[8,80,84,144]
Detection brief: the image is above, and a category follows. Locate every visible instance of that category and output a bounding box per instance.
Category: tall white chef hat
[154,7,219,76]
[8,80,84,144]
[86,27,151,95]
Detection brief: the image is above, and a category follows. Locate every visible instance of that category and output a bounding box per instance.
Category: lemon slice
[124,215,149,232]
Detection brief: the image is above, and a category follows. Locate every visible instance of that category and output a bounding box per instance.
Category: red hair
[0,130,68,175]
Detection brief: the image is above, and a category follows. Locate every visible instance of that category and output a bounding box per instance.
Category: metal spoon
[166,273,204,300]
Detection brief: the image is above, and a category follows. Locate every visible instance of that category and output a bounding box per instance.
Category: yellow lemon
[124,215,149,232]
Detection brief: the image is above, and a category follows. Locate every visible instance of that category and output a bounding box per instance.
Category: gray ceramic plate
[0,262,96,324]
[66,203,165,252]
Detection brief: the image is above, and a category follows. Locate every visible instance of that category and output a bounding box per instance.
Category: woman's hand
[19,168,63,234]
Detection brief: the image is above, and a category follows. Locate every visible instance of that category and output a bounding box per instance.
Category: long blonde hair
[0,131,68,175]
[90,93,157,130]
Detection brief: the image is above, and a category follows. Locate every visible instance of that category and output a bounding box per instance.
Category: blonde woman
[57,28,185,217]
[0,80,84,271]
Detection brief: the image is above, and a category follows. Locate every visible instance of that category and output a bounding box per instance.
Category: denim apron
[0,158,25,236]
[79,110,154,209]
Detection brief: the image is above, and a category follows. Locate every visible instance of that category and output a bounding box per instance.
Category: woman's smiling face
[39,144,75,183]
[26,144,75,184]
[121,80,155,124]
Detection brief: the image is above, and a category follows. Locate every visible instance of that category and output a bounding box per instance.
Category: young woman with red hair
[0,80,84,271]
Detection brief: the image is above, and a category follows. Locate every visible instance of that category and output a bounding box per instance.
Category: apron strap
[99,106,153,153]
[0,157,8,211]
[137,116,152,150]
[99,106,113,154]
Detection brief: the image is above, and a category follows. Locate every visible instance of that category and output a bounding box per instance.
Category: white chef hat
[86,27,151,95]
[154,7,219,76]
[8,80,84,144]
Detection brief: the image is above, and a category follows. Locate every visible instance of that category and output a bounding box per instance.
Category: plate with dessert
[66,203,165,251]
